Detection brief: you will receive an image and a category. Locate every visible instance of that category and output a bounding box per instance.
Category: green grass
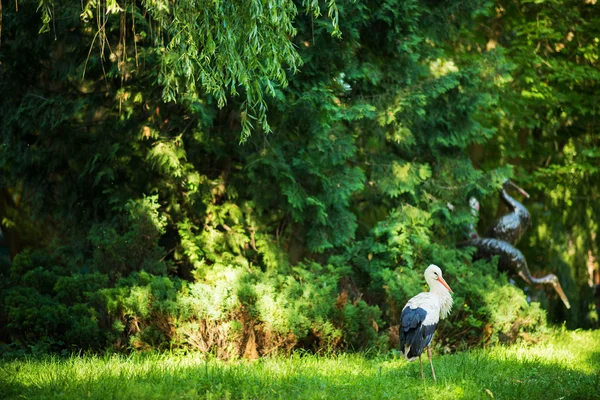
[1,330,599,400]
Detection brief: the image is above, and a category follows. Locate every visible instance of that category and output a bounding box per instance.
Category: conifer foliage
[0,0,585,356]
[467,0,600,327]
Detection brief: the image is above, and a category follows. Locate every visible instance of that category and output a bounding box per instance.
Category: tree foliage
[1,0,596,356]
[465,0,600,327]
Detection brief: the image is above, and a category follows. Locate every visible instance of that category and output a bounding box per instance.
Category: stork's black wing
[400,307,437,360]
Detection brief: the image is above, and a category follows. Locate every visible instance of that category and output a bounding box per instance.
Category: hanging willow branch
[74,0,340,141]
[28,0,339,140]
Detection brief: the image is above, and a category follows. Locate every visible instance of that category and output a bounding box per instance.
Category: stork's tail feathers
[401,345,419,362]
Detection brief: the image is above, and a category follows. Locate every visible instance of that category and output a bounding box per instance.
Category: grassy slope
[0,330,599,400]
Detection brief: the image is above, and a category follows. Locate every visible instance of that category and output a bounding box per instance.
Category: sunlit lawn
[1,330,599,400]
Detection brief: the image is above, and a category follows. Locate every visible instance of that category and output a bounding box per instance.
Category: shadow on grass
[1,349,599,400]
[586,350,600,369]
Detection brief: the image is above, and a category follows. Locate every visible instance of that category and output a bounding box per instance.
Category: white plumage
[400,264,453,381]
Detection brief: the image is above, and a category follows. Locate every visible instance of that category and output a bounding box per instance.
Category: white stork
[400,264,453,381]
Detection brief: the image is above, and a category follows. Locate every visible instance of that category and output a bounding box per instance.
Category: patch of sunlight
[418,381,471,400]
[1,217,16,228]
[536,223,548,241]
[334,72,352,92]
[521,89,546,100]
[430,58,459,78]
[485,330,600,375]
[494,72,513,86]
[563,139,577,160]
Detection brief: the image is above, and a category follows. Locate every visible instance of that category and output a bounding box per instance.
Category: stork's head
[424,264,453,293]
[503,179,530,198]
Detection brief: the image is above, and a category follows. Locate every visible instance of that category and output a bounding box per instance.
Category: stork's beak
[507,180,530,199]
[552,281,571,309]
[438,276,453,293]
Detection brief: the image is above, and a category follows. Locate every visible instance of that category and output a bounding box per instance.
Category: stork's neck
[500,189,529,219]
[429,282,453,319]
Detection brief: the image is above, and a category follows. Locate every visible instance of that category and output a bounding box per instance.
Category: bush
[1,195,550,357]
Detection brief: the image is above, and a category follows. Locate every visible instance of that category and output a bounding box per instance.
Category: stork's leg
[427,346,437,382]
[419,355,424,380]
